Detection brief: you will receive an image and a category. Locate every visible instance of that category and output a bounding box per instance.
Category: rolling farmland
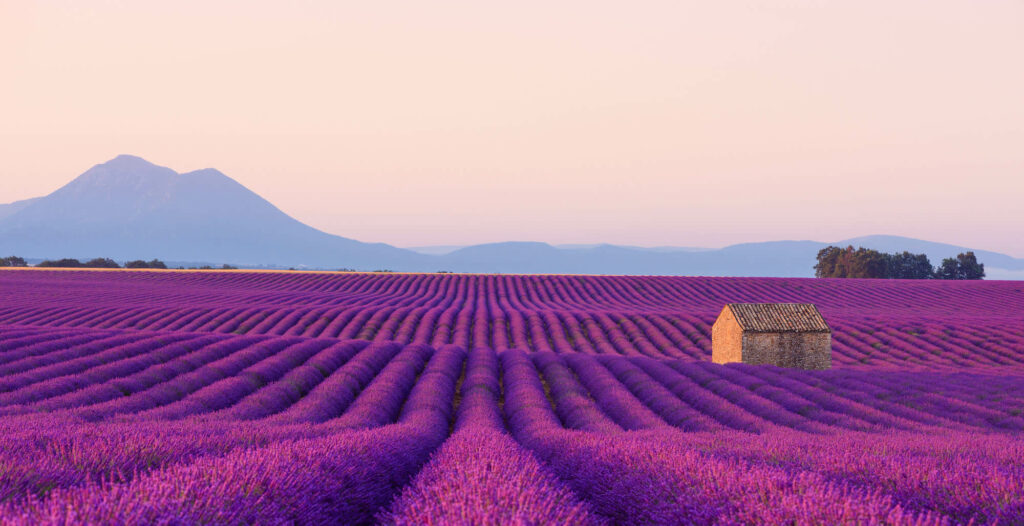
[0,269,1023,524]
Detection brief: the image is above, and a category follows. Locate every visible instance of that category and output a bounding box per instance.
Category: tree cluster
[83,258,121,268]
[815,246,984,280]
[125,259,168,269]
[933,252,987,280]
[0,256,246,271]
[36,258,89,268]
[1,256,171,269]
[0,256,28,267]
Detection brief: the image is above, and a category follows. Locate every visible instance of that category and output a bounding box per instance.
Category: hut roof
[725,303,831,333]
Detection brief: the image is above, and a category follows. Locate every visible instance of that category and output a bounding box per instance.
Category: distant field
[0,270,1022,524]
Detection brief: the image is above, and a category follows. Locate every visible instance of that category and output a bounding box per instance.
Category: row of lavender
[5,270,1021,319]
[1,326,1022,431]
[2,271,1024,367]
[0,345,1021,523]
[3,309,1020,368]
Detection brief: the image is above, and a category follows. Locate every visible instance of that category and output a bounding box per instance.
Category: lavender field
[0,269,1022,524]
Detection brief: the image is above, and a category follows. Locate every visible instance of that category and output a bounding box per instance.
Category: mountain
[410,243,717,255]
[556,244,715,253]
[405,245,466,256]
[429,238,1023,277]
[2,155,1022,278]
[0,197,41,221]
[0,155,430,269]
[432,240,831,276]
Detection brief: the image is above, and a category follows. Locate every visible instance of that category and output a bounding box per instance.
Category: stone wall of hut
[740,332,832,370]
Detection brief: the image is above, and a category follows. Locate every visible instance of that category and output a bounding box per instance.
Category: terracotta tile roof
[726,303,831,333]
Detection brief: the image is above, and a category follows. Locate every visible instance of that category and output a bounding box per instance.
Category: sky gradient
[2,1,1022,256]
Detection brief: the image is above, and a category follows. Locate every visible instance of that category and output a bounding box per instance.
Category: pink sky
[2,1,1023,256]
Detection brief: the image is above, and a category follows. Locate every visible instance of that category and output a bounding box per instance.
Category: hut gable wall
[711,306,743,364]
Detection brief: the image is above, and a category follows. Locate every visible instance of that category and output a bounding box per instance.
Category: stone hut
[711,303,832,370]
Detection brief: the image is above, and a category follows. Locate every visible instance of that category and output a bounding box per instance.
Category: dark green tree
[814,246,844,278]
[935,251,985,280]
[886,251,933,279]
[817,246,934,279]
[846,247,889,278]
[816,246,890,278]
[84,258,121,269]
[124,259,167,269]
[0,256,27,267]
[37,258,83,268]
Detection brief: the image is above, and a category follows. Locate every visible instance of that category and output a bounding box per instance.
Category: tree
[816,246,934,279]
[84,258,121,269]
[125,259,168,269]
[815,246,889,278]
[37,258,83,268]
[935,252,985,280]
[958,252,985,280]
[814,246,844,278]
[935,258,959,280]
[0,256,27,267]
[886,251,933,279]
[846,247,889,279]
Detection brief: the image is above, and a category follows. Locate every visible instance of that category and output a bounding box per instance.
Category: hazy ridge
[2,155,1021,278]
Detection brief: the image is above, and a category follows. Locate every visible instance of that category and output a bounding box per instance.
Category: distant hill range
[2,155,1022,279]
[0,155,426,270]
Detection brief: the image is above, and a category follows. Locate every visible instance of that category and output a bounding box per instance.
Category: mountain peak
[182,167,228,179]
[111,153,149,163]
[98,154,173,173]
[63,155,179,192]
